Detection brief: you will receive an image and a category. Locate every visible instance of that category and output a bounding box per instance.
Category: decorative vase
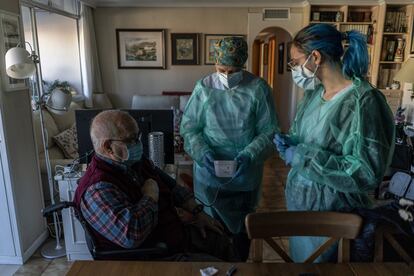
[391,81,400,90]
[394,38,405,62]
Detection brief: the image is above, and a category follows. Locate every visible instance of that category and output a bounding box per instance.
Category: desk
[67,261,412,276]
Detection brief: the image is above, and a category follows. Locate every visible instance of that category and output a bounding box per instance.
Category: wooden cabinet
[376,4,413,89]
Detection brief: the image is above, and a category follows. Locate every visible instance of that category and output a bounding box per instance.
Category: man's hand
[141,178,159,202]
[190,212,224,239]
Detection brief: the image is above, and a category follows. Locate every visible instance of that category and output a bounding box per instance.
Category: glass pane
[36,10,82,95]
[32,0,48,5]
[50,0,78,15]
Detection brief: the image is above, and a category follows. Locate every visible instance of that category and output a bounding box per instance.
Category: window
[21,2,82,98]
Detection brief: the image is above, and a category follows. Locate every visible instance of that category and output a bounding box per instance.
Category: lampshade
[5,47,36,79]
[46,88,72,115]
[394,57,414,84]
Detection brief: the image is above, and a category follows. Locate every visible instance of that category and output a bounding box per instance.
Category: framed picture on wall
[204,34,246,65]
[116,29,166,69]
[0,10,26,91]
[278,42,284,74]
[286,41,292,72]
[411,22,414,54]
[263,43,269,65]
[171,33,200,65]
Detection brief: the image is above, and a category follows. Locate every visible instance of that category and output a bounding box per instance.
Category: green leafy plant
[43,79,72,94]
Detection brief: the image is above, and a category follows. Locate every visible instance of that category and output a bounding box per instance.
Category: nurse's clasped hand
[234,154,251,178]
[202,151,216,175]
[284,146,297,166]
[273,133,293,155]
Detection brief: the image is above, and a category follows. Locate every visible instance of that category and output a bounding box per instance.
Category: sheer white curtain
[79,2,103,108]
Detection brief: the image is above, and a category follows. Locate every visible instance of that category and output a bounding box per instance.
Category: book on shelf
[384,10,406,33]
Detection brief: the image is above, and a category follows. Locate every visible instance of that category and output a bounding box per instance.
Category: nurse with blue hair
[180,37,279,260]
[274,24,395,262]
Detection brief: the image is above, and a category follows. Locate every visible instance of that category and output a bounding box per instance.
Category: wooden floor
[258,154,289,212]
[251,154,290,262]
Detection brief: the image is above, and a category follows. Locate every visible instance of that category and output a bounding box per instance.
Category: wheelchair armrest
[42,201,76,217]
[93,243,169,261]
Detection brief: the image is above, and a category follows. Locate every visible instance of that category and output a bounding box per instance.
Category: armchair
[42,201,169,261]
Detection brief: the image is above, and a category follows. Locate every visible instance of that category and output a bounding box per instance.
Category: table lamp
[5,42,71,258]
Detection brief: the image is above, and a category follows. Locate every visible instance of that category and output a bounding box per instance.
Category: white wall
[0,0,47,263]
[36,11,82,94]
[248,8,304,131]
[94,7,248,108]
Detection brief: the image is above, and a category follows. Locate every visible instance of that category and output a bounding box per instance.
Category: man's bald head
[90,110,138,155]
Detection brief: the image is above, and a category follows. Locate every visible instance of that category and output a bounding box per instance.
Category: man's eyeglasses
[110,132,142,145]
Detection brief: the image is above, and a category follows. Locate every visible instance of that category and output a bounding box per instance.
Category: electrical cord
[194,177,235,207]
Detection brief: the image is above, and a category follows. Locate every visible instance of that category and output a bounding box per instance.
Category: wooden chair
[245,211,363,263]
[374,224,413,263]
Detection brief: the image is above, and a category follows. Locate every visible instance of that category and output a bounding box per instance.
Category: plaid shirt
[80,156,193,248]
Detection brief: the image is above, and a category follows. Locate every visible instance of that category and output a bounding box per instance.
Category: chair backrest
[245,211,363,263]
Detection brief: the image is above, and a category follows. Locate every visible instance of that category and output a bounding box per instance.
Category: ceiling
[90,0,411,8]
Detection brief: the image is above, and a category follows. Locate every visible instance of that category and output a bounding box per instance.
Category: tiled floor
[1,154,289,275]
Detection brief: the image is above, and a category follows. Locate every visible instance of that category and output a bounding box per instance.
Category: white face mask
[291,55,320,90]
[217,71,243,89]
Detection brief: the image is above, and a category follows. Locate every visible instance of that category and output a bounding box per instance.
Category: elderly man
[73,110,239,261]
[180,37,279,260]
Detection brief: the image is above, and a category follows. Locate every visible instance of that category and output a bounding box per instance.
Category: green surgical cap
[214,37,248,67]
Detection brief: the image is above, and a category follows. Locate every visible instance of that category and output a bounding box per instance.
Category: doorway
[252,27,293,133]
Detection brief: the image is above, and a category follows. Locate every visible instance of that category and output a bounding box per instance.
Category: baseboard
[0,256,23,265]
[22,229,48,263]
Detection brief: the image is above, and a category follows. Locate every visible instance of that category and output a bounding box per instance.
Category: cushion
[49,102,83,132]
[131,95,179,110]
[52,124,79,159]
[32,109,60,153]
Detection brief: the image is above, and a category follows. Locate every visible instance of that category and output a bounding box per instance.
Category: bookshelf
[304,3,414,91]
[306,5,379,84]
[377,4,413,90]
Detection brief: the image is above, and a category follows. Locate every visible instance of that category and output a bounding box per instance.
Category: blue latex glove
[285,146,297,166]
[234,154,251,178]
[202,151,216,175]
[273,134,291,155]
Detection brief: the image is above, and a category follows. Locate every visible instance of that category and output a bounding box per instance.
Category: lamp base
[40,240,66,259]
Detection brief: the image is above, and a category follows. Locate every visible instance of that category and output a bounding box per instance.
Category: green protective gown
[180,75,279,234]
[284,78,395,262]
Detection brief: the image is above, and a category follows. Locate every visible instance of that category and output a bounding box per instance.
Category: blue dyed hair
[293,24,369,79]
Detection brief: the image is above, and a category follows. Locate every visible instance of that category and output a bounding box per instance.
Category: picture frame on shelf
[171,33,199,65]
[204,34,246,65]
[278,42,284,74]
[0,10,26,91]
[116,29,166,69]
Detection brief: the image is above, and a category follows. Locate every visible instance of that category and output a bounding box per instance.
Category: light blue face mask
[291,55,320,90]
[125,142,143,162]
[218,71,243,89]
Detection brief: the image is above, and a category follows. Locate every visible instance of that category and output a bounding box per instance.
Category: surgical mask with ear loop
[291,54,321,90]
[112,141,143,165]
[218,70,243,89]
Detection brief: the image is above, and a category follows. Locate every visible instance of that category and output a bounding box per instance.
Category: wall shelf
[383,32,408,35]
[379,61,403,64]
